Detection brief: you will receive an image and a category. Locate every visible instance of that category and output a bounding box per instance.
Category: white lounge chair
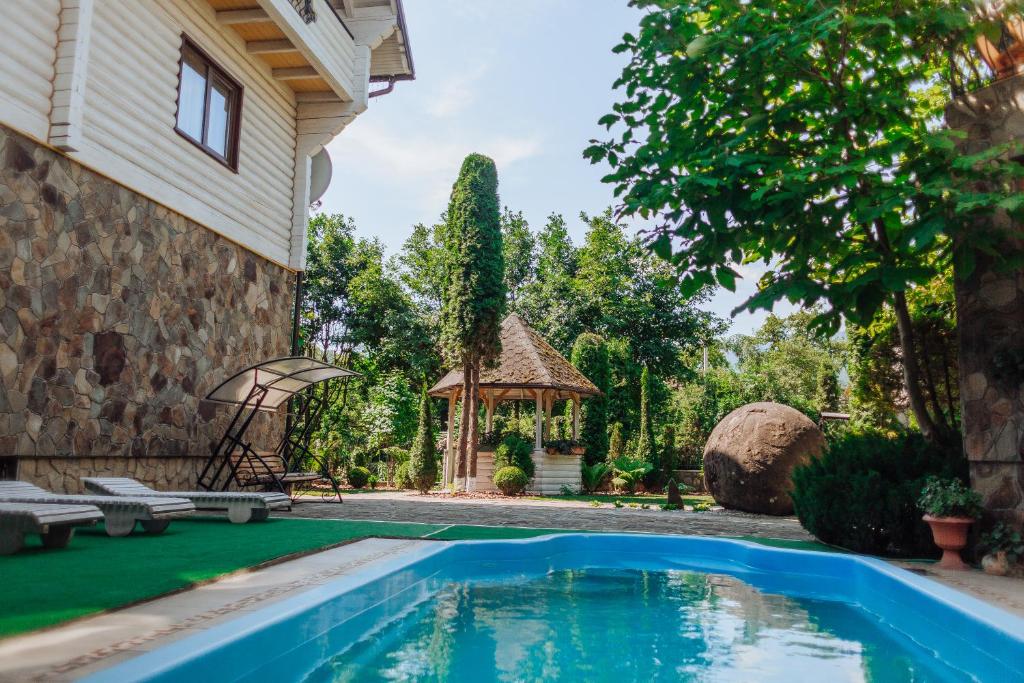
[0,502,103,554]
[82,477,291,524]
[0,481,194,537]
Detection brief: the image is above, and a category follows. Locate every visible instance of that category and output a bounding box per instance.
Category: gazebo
[429,314,600,493]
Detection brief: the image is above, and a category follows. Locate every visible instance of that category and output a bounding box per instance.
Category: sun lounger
[0,481,194,537]
[82,477,291,524]
[0,502,103,554]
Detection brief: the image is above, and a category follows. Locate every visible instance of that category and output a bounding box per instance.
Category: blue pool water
[85,535,1024,683]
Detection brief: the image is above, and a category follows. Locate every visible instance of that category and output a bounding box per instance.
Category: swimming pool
[84,534,1024,682]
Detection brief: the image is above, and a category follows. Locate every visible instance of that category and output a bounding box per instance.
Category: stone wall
[0,125,295,493]
[946,74,1024,524]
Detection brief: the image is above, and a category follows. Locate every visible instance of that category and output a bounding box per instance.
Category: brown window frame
[174,35,243,172]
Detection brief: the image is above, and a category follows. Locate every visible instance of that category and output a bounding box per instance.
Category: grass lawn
[0,514,833,639]
[527,493,715,507]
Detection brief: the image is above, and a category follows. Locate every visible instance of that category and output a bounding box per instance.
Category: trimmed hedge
[494,466,529,496]
[791,432,968,557]
[347,466,371,489]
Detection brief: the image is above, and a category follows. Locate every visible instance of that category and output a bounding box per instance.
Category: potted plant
[917,477,984,571]
[979,522,1024,577]
[543,439,582,455]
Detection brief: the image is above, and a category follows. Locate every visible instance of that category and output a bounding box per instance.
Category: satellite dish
[309,148,333,204]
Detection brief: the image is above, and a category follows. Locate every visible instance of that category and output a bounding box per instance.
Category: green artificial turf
[0,517,444,638]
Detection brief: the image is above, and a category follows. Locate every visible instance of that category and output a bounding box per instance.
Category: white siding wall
[74,0,297,265]
[0,0,60,141]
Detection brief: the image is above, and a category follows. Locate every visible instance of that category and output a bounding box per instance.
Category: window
[175,37,242,170]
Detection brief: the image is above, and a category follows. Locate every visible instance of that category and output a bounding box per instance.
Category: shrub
[367,474,380,490]
[791,432,968,557]
[495,434,535,478]
[347,466,371,489]
[918,477,983,518]
[608,423,625,459]
[409,383,438,493]
[395,461,413,489]
[493,466,528,496]
[981,522,1024,565]
[581,462,611,494]
[610,456,653,493]
[692,501,713,512]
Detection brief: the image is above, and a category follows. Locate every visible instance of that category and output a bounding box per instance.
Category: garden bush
[347,466,371,489]
[611,456,653,494]
[581,462,611,494]
[791,432,968,557]
[395,461,413,489]
[495,434,535,478]
[493,466,529,496]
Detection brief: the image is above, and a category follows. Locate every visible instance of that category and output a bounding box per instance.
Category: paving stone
[283,492,816,541]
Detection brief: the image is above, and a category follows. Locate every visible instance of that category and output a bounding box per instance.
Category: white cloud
[326,120,543,216]
[426,64,489,118]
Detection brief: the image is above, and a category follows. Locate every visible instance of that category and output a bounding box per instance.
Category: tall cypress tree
[635,366,660,486]
[410,382,438,493]
[438,154,505,489]
[570,332,610,465]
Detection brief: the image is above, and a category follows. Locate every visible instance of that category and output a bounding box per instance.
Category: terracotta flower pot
[570,446,586,455]
[923,515,974,571]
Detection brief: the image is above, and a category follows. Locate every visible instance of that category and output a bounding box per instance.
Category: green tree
[608,422,626,459]
[815,362,841,414]
[409,382,438,493]
[501,208,536,306]
[848,274,959,433]
[397,221,447,316]
[586,1,1022,444]
[438,154,506,489]
[570,333,611,464]
[363,372,418,452]
[635,366,660,484]
[516,213,583,351]
[302,214,358,359]
[728,310,846,417]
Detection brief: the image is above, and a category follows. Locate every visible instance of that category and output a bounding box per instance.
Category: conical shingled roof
[429,313,600,399]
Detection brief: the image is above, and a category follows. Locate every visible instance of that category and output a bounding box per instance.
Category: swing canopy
[204,356,358,411]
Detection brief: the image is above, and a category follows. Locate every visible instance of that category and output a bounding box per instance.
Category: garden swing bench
[197,356,357,502]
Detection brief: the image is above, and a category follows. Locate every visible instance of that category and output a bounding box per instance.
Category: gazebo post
[445,391,457,487]
[572,394,581,440]
[543,392,553,441]
[485,393,494,434]
[534,389,543,451]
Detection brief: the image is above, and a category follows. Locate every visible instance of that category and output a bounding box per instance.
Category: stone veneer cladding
[946,73,1024,524]
[0,125,295,493]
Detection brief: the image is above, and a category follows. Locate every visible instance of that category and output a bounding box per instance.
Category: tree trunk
[917,325,951,434]
[468,360,481,487]
[892,291,943,443]
[456,361,471,490]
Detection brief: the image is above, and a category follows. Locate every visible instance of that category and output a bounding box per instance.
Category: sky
[322,0,796,335]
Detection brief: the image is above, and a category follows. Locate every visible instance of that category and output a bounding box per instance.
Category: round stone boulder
[703,402,825,515]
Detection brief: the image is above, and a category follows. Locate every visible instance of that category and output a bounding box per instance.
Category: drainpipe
[285,271,304,454]
[290,271,304,356]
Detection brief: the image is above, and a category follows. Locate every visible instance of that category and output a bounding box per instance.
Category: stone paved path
[284,492,815,541]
